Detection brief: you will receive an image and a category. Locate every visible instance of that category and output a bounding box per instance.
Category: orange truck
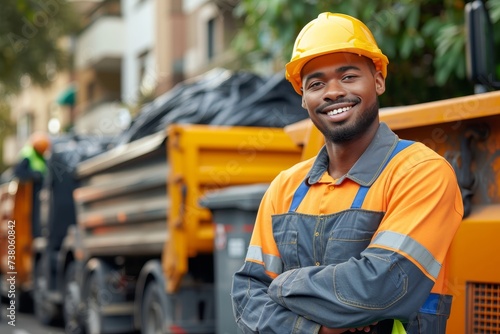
[0,180,35,315]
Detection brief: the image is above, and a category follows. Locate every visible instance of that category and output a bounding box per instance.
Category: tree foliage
[232,0,500,106]
[0,102,15,173]
[0,0,79,94]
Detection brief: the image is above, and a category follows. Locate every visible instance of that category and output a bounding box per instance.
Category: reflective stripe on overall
[281,139,450,333]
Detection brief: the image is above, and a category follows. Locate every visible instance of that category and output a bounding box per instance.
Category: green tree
[232,0,500,106]
[0,102,15,174]
[0,0,79,94]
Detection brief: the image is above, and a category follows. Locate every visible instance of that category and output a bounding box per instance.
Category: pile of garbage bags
[115,68,308,145]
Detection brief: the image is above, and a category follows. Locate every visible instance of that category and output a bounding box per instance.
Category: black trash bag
[115,69,308,145]
[209,71,307,127]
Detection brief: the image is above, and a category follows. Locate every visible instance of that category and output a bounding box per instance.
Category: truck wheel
[142,280,169,334]
[16,290,33,313]
[63,262,84,334]
[83,265,135,334]
[84,272,103,334]
[33,261,59,325]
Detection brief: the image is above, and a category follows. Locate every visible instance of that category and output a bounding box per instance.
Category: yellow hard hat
[285,12,389,95]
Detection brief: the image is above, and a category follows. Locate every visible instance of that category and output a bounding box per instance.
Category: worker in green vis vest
[14,131,51,238]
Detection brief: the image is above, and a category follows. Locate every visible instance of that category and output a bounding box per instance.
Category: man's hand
[319,322,378,333]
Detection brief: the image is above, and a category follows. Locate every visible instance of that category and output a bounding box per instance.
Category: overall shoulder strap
[289,180,310,212]
[351,140,414,209]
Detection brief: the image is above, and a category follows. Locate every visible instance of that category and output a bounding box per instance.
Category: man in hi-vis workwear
[231,13,463,334]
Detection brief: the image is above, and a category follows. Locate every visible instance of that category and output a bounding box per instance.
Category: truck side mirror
[465,0,500,90]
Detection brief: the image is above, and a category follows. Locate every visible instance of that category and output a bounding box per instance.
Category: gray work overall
[271,140,452,333]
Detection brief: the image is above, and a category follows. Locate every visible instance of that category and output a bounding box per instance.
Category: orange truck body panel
[0,181,34,292]
[283,90,500,333]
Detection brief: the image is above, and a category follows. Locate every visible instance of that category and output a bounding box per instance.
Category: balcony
[75,16,124,71]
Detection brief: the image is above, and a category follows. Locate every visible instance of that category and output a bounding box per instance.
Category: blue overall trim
[289,181,310,212]
[350,186,370,209]
[289,139,414,212]
[351,140,414,209]
[419,293,441,315]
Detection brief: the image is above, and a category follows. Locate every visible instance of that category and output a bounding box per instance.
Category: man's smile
[326,105,353,116]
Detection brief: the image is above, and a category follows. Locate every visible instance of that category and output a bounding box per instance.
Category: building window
[138,50,149,87]
[207,17,216,60]
[18,113,34,144]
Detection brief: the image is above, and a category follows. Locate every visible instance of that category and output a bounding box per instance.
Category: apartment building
[75,0,239,131]
[3,0,241,166]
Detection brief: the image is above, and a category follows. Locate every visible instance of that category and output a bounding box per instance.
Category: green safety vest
[20,145,47,175]
[392,320,406,334]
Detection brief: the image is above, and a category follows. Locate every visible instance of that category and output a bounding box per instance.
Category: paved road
[0,307,65,334]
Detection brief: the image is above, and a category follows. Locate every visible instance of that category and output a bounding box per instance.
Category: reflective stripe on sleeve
[246,245,283,276]
[370,231,441,280]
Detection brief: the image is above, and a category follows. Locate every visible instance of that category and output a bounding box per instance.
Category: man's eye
[342,75,357,81]
[308,81,322,89]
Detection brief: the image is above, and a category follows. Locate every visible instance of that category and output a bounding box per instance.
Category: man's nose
[322,80,347,101]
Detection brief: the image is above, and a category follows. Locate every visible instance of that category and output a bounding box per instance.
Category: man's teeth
[327,106,352,116]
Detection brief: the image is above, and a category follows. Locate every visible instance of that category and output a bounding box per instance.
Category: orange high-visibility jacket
[232,122,463,333]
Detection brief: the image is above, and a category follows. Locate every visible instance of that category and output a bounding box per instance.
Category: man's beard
[323,100,379,144]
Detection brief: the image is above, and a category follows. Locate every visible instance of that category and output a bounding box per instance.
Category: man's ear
[301,94,306,109]
[375,72,386,96]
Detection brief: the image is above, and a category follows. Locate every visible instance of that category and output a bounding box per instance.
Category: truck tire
[84,271,104,334]
[33,261,60,325]
[142,280,168,334]
[83,269,134,334]
[63,262,84,334]
[16,289,33,313]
